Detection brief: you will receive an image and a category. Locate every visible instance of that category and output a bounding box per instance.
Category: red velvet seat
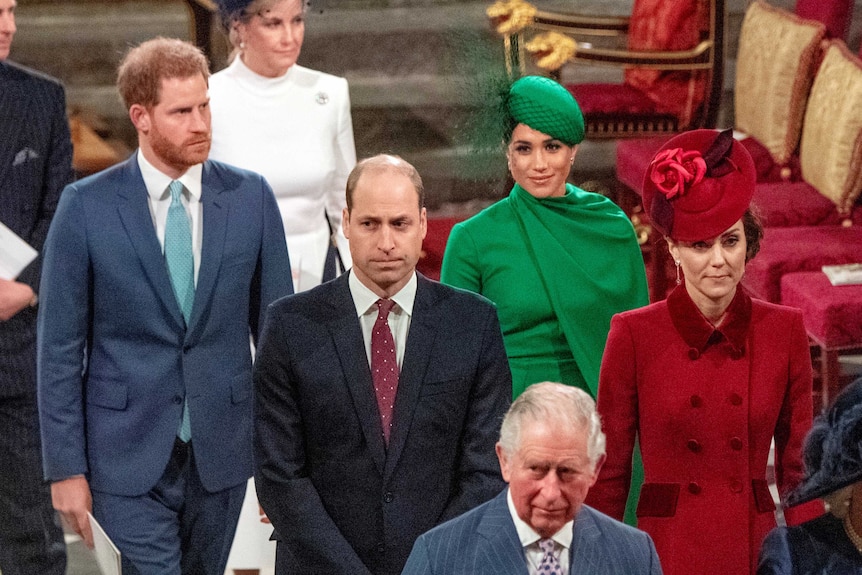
[416,217,462,281]
[781,271,862,408]
[743,226,862,303]
[755,181,862,227]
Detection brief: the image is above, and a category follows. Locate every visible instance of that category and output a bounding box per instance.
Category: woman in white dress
[209,1,356,572]
[211,0,355,293]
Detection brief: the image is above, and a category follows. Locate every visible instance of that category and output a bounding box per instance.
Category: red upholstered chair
[795,0,853,41]
[615,1,855,300]
[490,0,724,139]
[416,217,464,281]
[781,271,862,410]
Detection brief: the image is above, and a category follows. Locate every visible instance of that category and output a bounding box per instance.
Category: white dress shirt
[349,271,417,370]
[138,150,203,284]
[507,489,573,574]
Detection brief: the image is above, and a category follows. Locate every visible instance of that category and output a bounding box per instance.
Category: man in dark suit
[402,382,663,575]
[37,37,292,574]
[0,0,72,572]
[254,154,511,575]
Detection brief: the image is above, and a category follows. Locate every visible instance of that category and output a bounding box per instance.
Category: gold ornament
[486,0,538,36]
[525,32,577,71]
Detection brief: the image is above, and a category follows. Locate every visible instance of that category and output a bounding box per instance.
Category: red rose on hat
[649,148,707,200]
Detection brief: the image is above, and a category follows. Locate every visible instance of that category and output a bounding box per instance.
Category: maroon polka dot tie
[372,299,399,443]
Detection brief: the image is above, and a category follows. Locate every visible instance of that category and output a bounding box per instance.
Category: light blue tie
[165,180,194,442]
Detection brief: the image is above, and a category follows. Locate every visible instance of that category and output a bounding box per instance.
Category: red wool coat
[587,286,823,575]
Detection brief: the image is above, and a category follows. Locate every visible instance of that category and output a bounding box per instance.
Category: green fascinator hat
[507,76,585,146]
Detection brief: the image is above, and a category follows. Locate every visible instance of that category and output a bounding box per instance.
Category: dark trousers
[0,393,66,575]
[93,440,245,575]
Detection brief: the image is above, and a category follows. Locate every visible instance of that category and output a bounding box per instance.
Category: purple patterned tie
[538,539,564,575]
[372,299,399,443]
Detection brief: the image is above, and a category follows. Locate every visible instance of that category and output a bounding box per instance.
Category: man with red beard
[37,37,292,575]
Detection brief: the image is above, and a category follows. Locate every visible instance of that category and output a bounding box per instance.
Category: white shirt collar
[348,270,417,318]
[137,149,203,202]
[506,488,574,550]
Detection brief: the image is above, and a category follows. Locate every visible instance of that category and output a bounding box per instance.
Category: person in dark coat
[758,376,862,574]
[0,0,72,572]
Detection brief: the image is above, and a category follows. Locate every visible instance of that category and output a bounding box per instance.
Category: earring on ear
[570,156,575,164]
[240,41,246,50]
[675,260,682,286]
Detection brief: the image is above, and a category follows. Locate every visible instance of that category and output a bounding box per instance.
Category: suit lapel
[569,507,603,575]
[116,157,185,329]
[476,491,530,574]
[185,162,227,341]
[383,274,437,480]
[329,276,387,475]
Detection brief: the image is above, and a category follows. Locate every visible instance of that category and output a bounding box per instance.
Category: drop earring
[675,260,682,286]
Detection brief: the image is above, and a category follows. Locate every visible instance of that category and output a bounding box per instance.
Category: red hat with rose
[642,129,756,242]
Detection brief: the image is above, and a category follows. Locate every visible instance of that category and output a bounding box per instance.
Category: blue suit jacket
[402,490,663,575]
[37,155,292,496]
[0,61,73,396]
[254,273,512,575]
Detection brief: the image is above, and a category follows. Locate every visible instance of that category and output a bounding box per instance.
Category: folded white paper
[0,221,38,280]
[822,263,862,286]
[88,512,122,575]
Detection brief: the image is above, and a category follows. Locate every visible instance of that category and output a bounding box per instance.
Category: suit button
[377,544,385,554]
[730,480,743,493]
[688,482,701,495]
[688,348,700,360]
[690,395,703,408]
[730,437,743,450]
[687,439,702,453]
[729,393,743,406]
[173,395,183,405]
[383,491,394,503]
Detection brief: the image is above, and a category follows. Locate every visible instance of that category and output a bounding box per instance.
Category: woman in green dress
[441,75,648,399]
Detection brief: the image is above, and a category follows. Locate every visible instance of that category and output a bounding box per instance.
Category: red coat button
[687,439,702,453]
[690,395,703,408]
[688,482,702,494]
[730,480,743,493]
[730,437,743,450]
[688,348,700,360]
[729,393,743,406]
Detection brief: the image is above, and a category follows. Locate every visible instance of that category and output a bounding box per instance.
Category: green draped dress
[441,183,649,523]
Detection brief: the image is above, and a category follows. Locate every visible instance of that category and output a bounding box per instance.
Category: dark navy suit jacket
[758,513,862,574]
[37,155,292,496]
[402,490,664,575]
[0,61,73,397]
[254,272,512,575]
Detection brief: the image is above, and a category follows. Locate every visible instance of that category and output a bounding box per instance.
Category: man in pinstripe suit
[0,0,73,573]
[402,382,663,575]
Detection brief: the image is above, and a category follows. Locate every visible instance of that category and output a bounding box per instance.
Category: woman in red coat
[587,129,823,575]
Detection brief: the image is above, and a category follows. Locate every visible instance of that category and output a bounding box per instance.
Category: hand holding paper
[0,220,38,280]
[51,475,94,548]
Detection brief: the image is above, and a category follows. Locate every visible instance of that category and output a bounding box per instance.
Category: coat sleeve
[17,81,74,291]
[755,527,793,575]
[775,310,824,524]
[328,78,356,270]
[438,304,510,522]
[587,313,639,520]
[36,184,90,480]
[439,222,482,294]
[250,178,293,342]
[253,304,373,575]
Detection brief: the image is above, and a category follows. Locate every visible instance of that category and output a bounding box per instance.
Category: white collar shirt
[138,149,204,283]
[507,488,573,574]
[349,270,417,370]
